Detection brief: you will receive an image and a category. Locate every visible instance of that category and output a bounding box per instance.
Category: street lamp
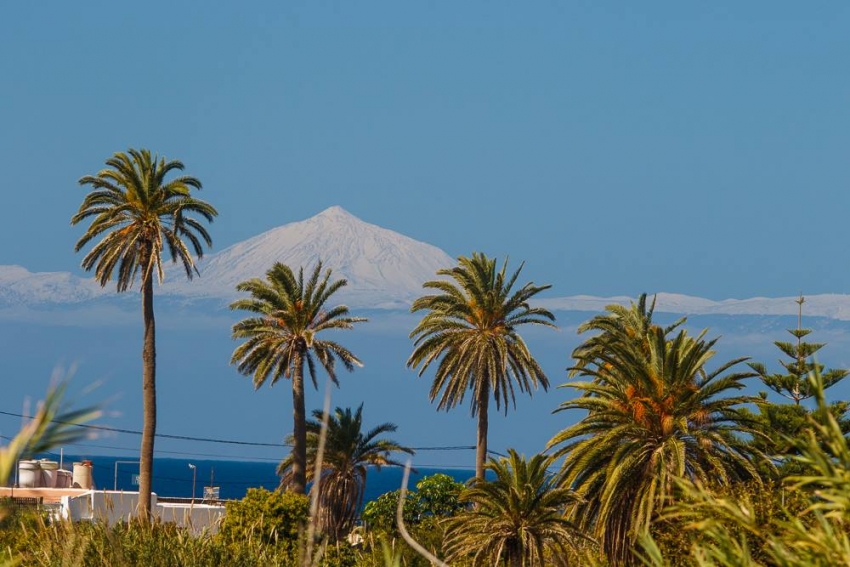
[188,463,197,505]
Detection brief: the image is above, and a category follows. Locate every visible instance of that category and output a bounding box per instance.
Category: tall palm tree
[72,149,216,517]
[278,404,413,540]
[443,449,585,567]
[408,253,555,480]
[548,302,762,566]
[230,262,366,494]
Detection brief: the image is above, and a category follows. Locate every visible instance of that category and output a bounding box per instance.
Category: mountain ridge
[2,206,850,318]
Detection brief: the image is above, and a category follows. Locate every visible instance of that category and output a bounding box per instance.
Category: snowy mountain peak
[314,205,356,220]
[160,206,456,307]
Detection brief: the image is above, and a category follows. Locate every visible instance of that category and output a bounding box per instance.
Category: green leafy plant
[641,368,850,566]
[443,450,585,567]
[218,487,309,552]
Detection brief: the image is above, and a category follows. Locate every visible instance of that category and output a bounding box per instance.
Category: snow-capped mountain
[3,206,850,319]
[0,265,106,304]
[159,206,455,307]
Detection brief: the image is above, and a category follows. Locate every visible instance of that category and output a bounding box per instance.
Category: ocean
[31,454,474,504]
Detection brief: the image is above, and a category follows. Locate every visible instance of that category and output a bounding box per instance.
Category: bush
[358,474,466,566]
[361,473,464,534]
[218,487,309,550]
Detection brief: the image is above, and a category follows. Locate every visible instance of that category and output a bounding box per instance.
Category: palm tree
[570,294,684,378]
[277,404,413,540]
[408,253,555,480]
[443,449,585,567]
[72,149,217,517]
[230,262,366,494]
[548,301,762,566]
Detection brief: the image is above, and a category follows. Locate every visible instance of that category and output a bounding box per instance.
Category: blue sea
[35,455,474,504]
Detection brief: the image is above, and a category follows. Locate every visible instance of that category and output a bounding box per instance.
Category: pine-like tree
[745,294,850,477]
[748,295,849,405]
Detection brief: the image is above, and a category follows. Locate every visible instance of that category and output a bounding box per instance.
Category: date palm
[72,149,216,517]
[548,305,761,566]
[570,294,684,378]
[408,253,556,480]
[230,262,366,494]
[444,449,585,567]
[278,404,413,540]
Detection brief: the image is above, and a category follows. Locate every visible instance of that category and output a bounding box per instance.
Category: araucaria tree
[548,297,762,565]
[72,149,217,517]
[408,253,555,480]
[748,295,849,405]
[745,294,850,476]
[230,262,366,494]
[277,404,413,540]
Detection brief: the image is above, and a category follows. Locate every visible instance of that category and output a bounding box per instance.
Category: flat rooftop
[0,487,90,504]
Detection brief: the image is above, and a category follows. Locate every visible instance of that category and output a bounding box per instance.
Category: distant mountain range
[2,206,850,319]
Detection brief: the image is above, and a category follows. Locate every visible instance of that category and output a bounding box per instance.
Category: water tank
[56,469,73,489]
[39,460,59,488]
[18,460,41,488]
[72,461,93,489]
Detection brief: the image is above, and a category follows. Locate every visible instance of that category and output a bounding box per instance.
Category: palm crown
[72,148,217,290]
[230,262,365,389]
[408,252,555,413]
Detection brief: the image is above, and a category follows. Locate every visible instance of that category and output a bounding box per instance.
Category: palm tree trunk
[139,270,157,520]
[290,350,307,494]
[476,380,489,481]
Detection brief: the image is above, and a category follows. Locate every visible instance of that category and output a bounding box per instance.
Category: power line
[0,411,476,453]
[0,409,288,448]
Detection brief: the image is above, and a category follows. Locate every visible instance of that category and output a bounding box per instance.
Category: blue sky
[3,2,850,469]
[2,2,849,299]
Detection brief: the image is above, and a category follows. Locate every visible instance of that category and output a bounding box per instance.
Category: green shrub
[218,487,309,550]
[361,473,464,534]
[358,474,466,566]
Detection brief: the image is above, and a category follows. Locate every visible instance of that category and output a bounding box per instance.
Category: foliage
[641,369,850,567]
[230,261,366,494]
[277,404,413,541]
[744,296,850,478]
[71,148,217,289]
[548,296,762,565]
[747,296,849,405]
[0,512,360,567]
[411,473,466,519]
[408,252,555,479]
[218,488,309,550]
[649,479,807,566]
[443,450,585,567]
[359,474,466,566]
[361,473,465,534]
[0,380,101,487]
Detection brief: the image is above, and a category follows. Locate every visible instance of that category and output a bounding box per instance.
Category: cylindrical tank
[18,460,41,488]
[72,461,93,489]
[56,469,73,488]
[39,460,59,488]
